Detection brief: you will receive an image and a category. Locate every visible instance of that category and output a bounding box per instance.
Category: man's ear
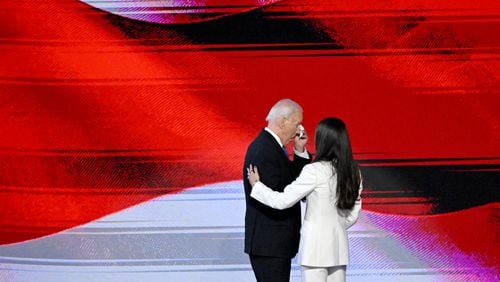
[279,117,286,129]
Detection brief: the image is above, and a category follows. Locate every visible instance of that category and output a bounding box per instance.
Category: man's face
[282,111,303,144]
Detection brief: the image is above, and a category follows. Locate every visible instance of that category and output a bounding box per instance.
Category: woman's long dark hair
[314,117,361,210]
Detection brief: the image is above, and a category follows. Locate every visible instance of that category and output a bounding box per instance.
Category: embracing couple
[243,99,363,282]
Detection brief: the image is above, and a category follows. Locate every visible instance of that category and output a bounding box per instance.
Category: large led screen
[1,1,498,281]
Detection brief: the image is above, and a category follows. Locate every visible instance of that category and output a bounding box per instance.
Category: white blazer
[250,161,362,267]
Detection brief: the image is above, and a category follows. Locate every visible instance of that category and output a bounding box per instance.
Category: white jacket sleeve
[250,164,317,210]
[345,180,363,229]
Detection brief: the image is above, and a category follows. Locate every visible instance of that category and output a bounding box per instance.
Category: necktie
[282,145,289,158]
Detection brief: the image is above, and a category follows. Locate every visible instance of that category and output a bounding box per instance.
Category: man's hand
[294,126,308,153]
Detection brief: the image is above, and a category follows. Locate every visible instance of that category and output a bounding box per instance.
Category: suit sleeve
[251,164,317,210]
[292,152,312,177]
[345,178,363,229]
[250,148,284,191]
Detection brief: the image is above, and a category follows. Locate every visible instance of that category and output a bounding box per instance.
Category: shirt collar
[264,127,284,148]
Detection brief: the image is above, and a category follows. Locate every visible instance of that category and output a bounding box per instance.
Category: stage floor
[0,181,496,281]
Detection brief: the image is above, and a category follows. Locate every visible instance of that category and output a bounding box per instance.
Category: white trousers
[302,265,346,282]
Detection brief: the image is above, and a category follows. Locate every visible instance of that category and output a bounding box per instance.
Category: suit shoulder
[303,162,333,177]
[248,132,276,151]
[304,161,326,170]
[246,135,279,162]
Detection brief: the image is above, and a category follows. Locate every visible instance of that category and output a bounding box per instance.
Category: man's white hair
[266,99,303,123]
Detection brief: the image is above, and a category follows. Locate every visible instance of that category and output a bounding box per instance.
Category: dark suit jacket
[243,129,311,258]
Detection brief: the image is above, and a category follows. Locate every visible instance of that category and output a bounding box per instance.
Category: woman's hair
[314,117,361,210]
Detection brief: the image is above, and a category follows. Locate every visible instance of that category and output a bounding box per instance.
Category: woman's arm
[345,179,363,229]
[249,164,316,210]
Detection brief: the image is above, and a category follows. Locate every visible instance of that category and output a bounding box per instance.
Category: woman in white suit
[247,117,362,282]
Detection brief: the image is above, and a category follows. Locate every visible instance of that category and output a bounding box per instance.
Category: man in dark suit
[243,98,311,281]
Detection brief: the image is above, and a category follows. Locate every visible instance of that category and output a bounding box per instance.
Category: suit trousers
[302,265,346,282]
[249,254,291,282]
